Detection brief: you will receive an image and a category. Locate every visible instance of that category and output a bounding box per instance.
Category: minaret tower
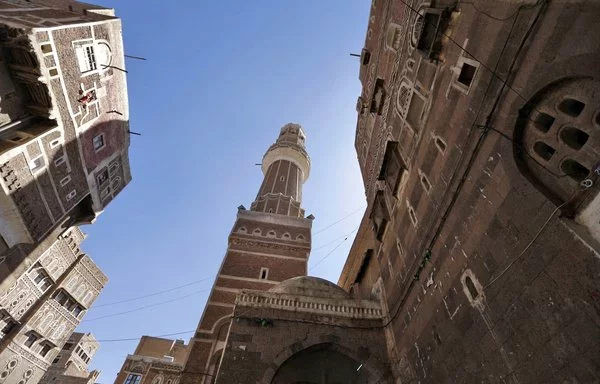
[181,123,313,383]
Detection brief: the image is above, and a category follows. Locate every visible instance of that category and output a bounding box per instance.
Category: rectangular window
[378,141,405,196]
[259,267,269,280]
[60,176,71,187]
[124,374,142,384]
[24,333,38,348]
[371,191,390,241]
[96,169,109,186]
[54,156,65,167]
[29,156,45,173]
[370,78,386,115]
[63,343,73,350]
[52,355,61,364]
[93,134,105,151]
[458,63,477,87]
[75,43,97,73]
[1,320,16,336]
[50,138,61,148]
[39,343,52,357]
[66,190,77,201]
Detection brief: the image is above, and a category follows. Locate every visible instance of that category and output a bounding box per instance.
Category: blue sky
[79,1,370,381]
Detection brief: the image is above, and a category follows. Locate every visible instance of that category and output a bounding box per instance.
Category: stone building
[114,336,189,384]
[337,0,600,382]
[0,227,107,383]
[0,0,131,290]
[39,332,101,384]
[0,1,130,382]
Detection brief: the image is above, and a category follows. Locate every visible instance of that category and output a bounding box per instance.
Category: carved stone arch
[281,232,291,240]
[514,77,600,208]
[260,341,391,384]
[209,314,232,334]
[152,374,164,384]
[296,234,305,241]
[266,229,277,238]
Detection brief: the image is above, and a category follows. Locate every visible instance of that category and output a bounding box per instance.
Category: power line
[91,276,215,308]
[311,227,359,270]
[82,288,210,322]
[313,206,365,235]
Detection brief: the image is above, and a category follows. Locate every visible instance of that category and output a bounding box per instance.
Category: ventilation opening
[420,173,432,193]
[557,98,585,117]
[457,63,477,87]
[533,141,556,161]
[560,127,589,150]
[49,68,58,76]
[435,137,447,153]
[280,176,285,181]
[41,44,52,54]
[561,159,589,182]
[465,276,479,300]
[534,112,555,133]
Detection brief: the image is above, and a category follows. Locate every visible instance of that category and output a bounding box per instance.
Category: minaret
[180,123,313,384]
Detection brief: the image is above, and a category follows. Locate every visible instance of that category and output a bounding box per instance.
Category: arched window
[252,228,262,236]
[83,291,93,305]
[66,276,78,289]
[282,232,291,240]
[40,313,54,332]
[296,234,305,241]
[152,375,164,384]
[52,324,66,340]
[75,284,86,299]
[267,230,276,238]
[237,226,247,234]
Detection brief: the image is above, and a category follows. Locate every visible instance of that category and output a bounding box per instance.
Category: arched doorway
[271,344,374,384]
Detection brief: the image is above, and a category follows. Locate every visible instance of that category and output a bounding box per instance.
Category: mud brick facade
[114,336,189,384]
[39,332,101,384]
[0,1,131,382]
[0,227,107,384]
[0,0,131,289]
[338,0,600,382]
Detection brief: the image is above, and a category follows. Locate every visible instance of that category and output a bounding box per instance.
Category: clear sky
[78,1,370,382]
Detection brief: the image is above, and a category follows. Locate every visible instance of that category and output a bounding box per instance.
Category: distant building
[0,227,107,383]
[39,332,101,384]
[114,336,189,384]
[0,0,131,382]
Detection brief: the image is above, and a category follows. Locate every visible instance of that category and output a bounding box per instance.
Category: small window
[370,78,386,115]
[371,191,390,241]
[267,230,276,238]
[434,137,447,153]
[465,276,479,300]
[54,156,66,167]
[124,374,142,384]
[60,176,71,187]
[108,162,119,175]
[50,138,61,148]
[66,190,77,201]
[259,267,269,280]
[52,355,61,364]
[110,177,121,190]
[75,44,97,73]
[63,343,73,350]
[96,169,109,186]
[407,201,418,226]
[8,133,26,143]
[378,141,405,195]
[39,343,52,357]
[280,176,285,182]
[361,48,371,65]
[29,156,45,173]
[457,63,477,87]
[49,68,58,77]
[420,172,432,193]
[92,134,105,151]
[41,44,52,54]
[561,159,589,182]
[24,333,39,348]
[252,228,261,235]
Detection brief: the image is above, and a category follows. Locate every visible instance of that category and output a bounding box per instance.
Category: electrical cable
[310,227,359,270]
[91,276,215,308]
[81,288,210,322]
[457,0,542,22]
[313,206,365,235]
